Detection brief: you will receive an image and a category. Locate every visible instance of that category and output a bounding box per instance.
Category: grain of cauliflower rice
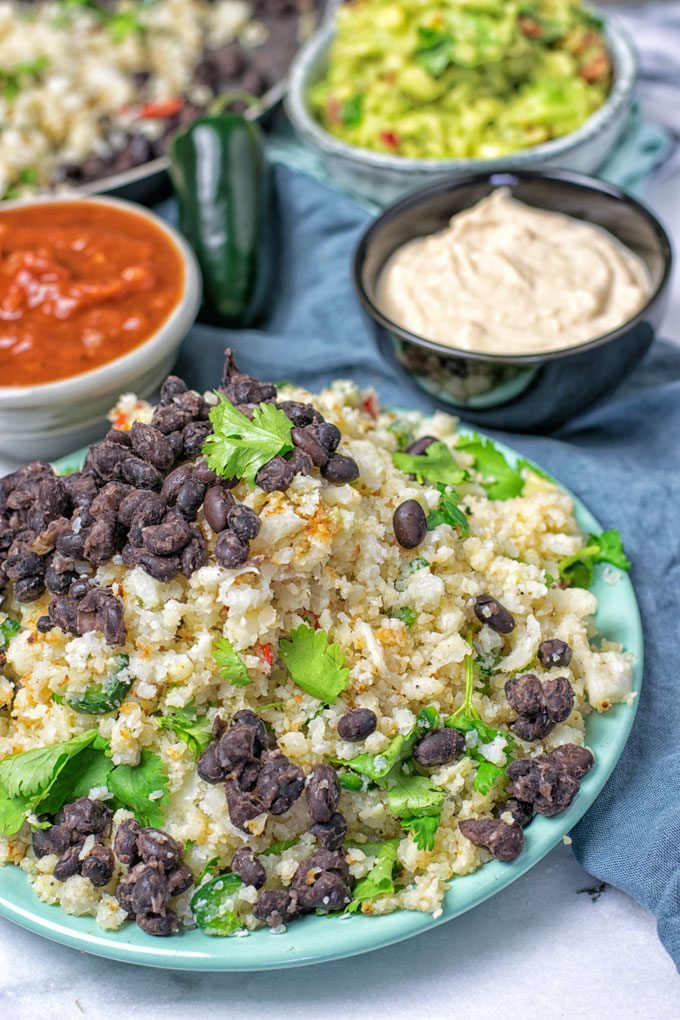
[0,360,633,938]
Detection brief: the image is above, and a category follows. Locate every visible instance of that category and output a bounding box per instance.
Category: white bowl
[0,196,201,462]
[286,19,638,206]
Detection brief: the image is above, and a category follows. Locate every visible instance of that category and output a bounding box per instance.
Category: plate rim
[0,429,643,970]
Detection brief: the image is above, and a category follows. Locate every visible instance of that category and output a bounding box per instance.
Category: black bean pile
[505,672,575,741]
[114,819,194,936]
[32,797,116,887]
[0,350,359,648]
[197,709,353,925]
[505,743,594,819]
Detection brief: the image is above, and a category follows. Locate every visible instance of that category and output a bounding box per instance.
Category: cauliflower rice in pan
[0,351,633,938]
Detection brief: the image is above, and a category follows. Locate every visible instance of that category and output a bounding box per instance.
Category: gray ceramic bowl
[354,170,672,432]
[0,196,201,462]
[286,19,637,205]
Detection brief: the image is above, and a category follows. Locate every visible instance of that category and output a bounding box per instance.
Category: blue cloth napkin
[170,163,680,969]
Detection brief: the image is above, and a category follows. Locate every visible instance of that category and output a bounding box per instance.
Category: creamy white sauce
[377,189,650,356]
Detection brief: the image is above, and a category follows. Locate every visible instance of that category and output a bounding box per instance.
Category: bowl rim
[0,194,201,405]
[286,15,638,171]
[353,168,674,366]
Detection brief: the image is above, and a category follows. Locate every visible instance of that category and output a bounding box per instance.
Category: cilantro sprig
[558,529,630,589]
[400,814,440,851]
[212,637,251,688]
[157,700,213,757]
[348,840,400,912]
[456,433,526,500]
[203,394,294,486]
[426,485,470,536]
[392,441,466,487]
[279,624,349,703]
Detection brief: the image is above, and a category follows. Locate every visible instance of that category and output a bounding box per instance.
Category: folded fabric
[169,163,680,969]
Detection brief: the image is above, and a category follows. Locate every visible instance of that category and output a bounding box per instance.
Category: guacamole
[309,0,612,159]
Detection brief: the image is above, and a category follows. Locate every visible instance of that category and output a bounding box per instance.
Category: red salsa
[0,201,184,387]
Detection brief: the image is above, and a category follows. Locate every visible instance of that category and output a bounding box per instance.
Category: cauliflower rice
[0,378,633,932]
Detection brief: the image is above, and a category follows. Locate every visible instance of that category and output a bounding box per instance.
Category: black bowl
[354,170,673,432]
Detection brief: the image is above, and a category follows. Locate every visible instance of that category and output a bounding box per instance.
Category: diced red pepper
[327,97,342,127]
[259,642,273,666]
[361,392,379,419]
[139,97,183,120]
[379,131,400,149]
[518,16,543,39]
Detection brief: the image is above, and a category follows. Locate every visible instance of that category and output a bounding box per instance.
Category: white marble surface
[2,4,680,1015]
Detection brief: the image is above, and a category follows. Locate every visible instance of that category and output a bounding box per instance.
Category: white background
[1,4,679,1016]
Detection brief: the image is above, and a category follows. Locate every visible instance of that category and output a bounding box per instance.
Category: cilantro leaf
[0,615,20,648]
[36,749,114,816]
[107,749,169,827]
[337,769,368,792]
[456,433,524,500]
[400,814,440,851]
[414,25,453,78]
[212,637,251,688]
[393,441,466,487]
[203,394,294,487]
[345,730,417,784]
[261,838,297,856]
[279,624,349,703]
[59,654,130,715]
[473,760,506,796]
[157,700,213,757]
[0,729,100,800]
[191,873,243,935]
[386,773,445,819]
[348,839,400,912]
[558,529,631,589]
[341,93,364,127]
[394,606,417,628]
[426,485,470,536]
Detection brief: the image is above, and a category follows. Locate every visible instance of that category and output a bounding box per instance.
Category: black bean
[36,477,70,519]
[32,824,73,858]
[48,595,79,634]
[337,709,377,742]
[90,482,132,516]
[44,563,76,595]
[4,551,44,581]
[120,456,163,492]
[256,752,305,815]
[114,818,142,865]
[290,851,351,913]
[216,724,260,771]
[174,390,209,421]
[220,353,277,405]
[159,466,191,506]
[541,744,594,779]
[507,758,580,817]
[474,594,515,634]
[129,423,174,470]
[31,517,72,557]
[12,576,44,603]
[231,847,266,889]
[405,436,437,456]
[75,586,127,645]
[180,531,208,576]
[393,500,427,549]
[53,843,85,881]
[81,843,115,887]
[458,818,524,861]
[83,514,118,564]
[542,676,575,723]
[321,454,359,484]
[197,743,228,784]
[89,441,128,481]
[36,615,54,633]
[192,461,217,487]
[152,404,190,435]
[166,430,184,459]
[116,862,148,912]
[413,728,464,767]
[64,471,98,508]
[226,504,261,541]
[255,456,296,492]
[317,422,341,454]
[291,426,330,467]
[166,863,194,897]
[305,764,340,823]
[175,478,206,521]
[224,780,264,831]
[63,797,112,837]
[137,828,184,868]
[122,545,180,582]
[310,812,348,851]
[118,490,165,530]
[54,527,86,560]
[214,530,249,568]
[505,759,542,803]
[288,449,314,476]
[277,401,323,427]
[203,485,235,533]
[131,864,169,915]
[537,639,572,669]
[160,376,188,404]
[137,910,180,936]
[502,798,534,828]
[182,421,213,459]
[505,674,544,717]
[231,710,269,755]
[511,713,553,741]
[253,889,296,927]
[141,512,192,556]
[105,427,132,447]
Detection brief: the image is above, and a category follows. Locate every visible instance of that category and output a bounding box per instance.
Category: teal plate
[0,432,643,970]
